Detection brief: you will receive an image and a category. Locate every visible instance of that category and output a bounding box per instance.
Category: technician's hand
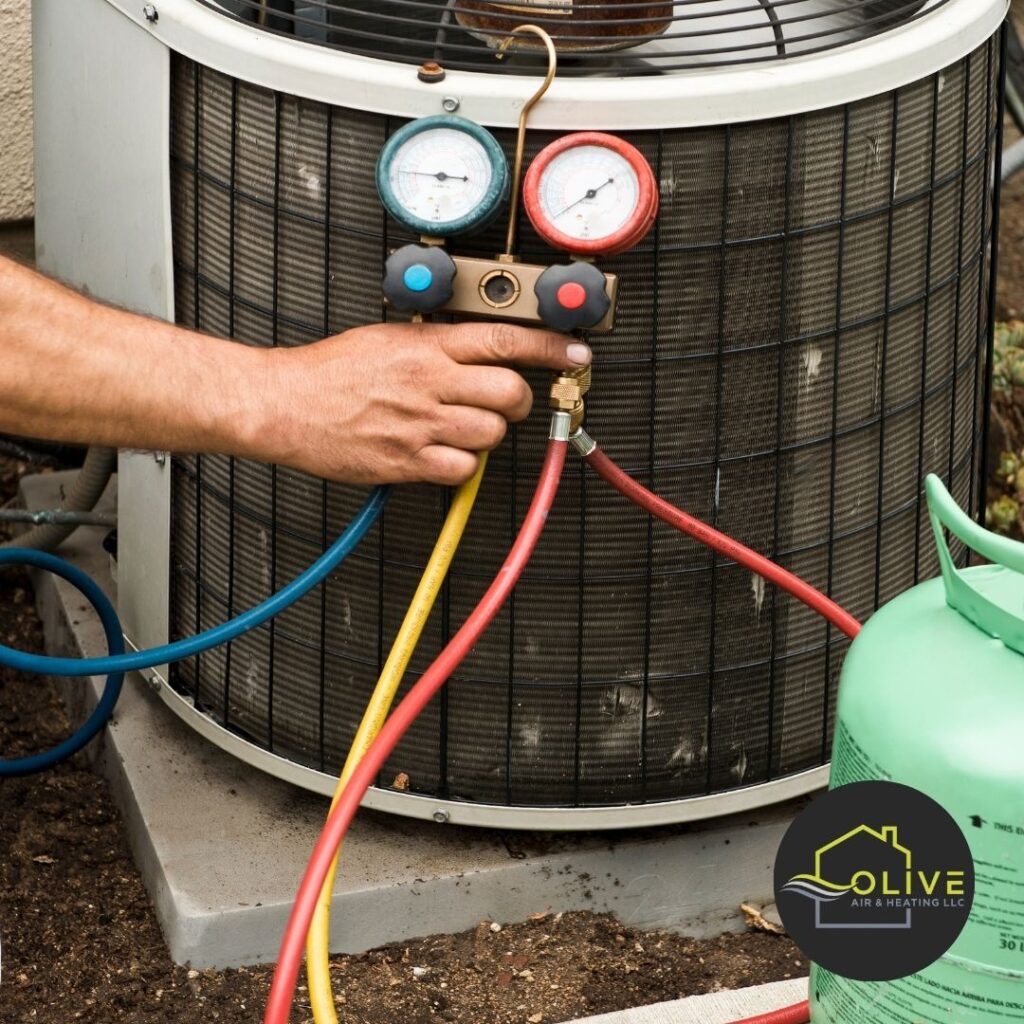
[0,256,589,483]
[257,321,592,485]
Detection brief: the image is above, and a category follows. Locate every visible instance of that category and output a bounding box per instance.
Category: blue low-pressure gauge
[376,115,509,237]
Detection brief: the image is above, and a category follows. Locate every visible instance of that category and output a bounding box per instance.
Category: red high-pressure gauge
[523,132,659,258]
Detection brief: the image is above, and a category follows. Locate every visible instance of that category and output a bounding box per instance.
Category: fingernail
[566,342,592,366]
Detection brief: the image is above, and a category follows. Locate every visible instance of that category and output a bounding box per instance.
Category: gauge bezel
[523,132,659,258]
[376,114,510,238]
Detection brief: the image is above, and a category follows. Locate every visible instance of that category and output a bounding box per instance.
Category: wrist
[226,344,300,467]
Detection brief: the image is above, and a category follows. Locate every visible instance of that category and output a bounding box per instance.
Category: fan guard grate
[201,0,951,77]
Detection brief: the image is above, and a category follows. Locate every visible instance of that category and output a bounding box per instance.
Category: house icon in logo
[782,825,913,930]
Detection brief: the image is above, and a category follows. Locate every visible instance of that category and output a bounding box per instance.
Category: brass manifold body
[549,365,592,432]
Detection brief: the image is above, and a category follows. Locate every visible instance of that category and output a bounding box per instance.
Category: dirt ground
[996,183,1024,321]
[0,503,804,1024]
[6,29,1024,1020]
[998,142,1024,323]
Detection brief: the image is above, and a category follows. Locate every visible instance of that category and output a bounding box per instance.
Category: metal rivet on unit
[142,3,158,21]
[418,61,447,84]
[441,96,461,113]
[146,672,162,693]
[153,450,167,466]
[432,809,450,824]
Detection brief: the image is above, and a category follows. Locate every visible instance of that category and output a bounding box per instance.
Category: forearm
[0,255,266,456]
[0,255,588,485]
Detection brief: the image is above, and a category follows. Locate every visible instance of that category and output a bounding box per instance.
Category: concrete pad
[19,470,806,970]
[567,978,808,1024]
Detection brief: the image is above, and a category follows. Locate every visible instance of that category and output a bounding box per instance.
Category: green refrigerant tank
[810,474,1024,1024]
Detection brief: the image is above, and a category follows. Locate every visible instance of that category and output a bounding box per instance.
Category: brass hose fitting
[549,365,592,433]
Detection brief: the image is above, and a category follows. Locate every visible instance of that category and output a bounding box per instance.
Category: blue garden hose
[0,486,388,773]
[0,549,125,776]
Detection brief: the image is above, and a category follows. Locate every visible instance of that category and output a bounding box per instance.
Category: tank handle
[926,474,1024,658]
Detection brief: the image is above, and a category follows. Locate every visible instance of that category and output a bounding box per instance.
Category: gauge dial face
[537,146,640,244]
[379,119,508,237]
[524,133,658,257]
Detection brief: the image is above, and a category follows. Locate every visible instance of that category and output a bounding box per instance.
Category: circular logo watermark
[774,781,974,981]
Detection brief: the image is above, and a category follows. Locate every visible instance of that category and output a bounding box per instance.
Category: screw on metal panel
[146,672,162,693]
[441,96,461,113]
[153,450,167,466]
[143,4,158,22]
[418,61,446,84]
[432,809,450,824]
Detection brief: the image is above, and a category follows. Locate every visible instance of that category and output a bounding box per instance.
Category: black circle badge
[774,781,974,981]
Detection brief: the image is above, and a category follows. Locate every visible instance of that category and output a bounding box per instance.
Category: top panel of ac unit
[107,0,1005,128]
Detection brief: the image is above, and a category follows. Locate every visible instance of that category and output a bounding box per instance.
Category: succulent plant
[993,321,1024,394]
[986,493,1021,536]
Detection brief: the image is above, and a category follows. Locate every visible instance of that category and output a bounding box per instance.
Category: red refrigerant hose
[738,1005,811,1024]
[580,441,861,641]
[264,432,569,1024]
[577,436,858,1024]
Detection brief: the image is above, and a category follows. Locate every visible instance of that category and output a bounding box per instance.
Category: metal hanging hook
[496,25,557,257]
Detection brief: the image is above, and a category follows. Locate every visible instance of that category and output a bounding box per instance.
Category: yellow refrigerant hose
[306,453,489,1024]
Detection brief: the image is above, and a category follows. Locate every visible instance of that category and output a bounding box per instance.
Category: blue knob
[403,263,433,293]
[383,244,457,313]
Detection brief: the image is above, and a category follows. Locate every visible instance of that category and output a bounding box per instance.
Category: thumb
[435,321,592,370]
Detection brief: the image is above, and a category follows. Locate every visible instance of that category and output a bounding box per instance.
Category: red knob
[556,281,587,310]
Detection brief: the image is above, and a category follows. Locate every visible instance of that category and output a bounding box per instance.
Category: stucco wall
[0,0,33,222]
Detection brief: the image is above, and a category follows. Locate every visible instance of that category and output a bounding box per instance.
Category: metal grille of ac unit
[204,0,945,77]
[167,35,999,824]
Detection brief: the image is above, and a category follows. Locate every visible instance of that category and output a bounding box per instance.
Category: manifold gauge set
[376,102,659,333]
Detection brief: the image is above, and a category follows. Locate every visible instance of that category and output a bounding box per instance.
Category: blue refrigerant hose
[0,549,125,776]
[0,486,389,775]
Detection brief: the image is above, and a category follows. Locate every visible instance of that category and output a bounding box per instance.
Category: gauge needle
[401,170,469,182]
[554,177,615,219]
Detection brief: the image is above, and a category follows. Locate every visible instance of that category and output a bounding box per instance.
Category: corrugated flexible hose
[1,445,116,552]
